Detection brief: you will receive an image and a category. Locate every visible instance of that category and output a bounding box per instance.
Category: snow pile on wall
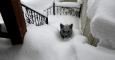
[90,0,115,49]
[87,0,100,19]
[55,2,81,8]
[72,41,115,60]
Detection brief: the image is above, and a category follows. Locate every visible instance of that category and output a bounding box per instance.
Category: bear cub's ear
[60,23,64,29]
[70,24,73,29]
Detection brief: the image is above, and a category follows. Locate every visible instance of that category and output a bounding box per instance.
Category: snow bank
[23,24,79,60]
[55,2,81,8]
[90,0,115,49]
[71,35,115,60]
[72,41,115,60]
[87,0,100,19]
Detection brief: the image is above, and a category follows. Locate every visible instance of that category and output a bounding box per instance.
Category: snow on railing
[44,2,82,17]
[55,2,81,8]
[21,4,48,26]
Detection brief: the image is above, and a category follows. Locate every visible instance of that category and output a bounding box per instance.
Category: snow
[87,0,100,19]
[21,1,47,16]
[1,14,115,60]
[90,0,115,49]
[24,24,78,60]
[0,24,84,60]
[21,0,54,11]
[0,13,7,32]
[1,0,115,60]
[55,2,81,8]
[73,42,115,60]
[0,13,4,24]
[0,15,84,60]
[24,23,115,60]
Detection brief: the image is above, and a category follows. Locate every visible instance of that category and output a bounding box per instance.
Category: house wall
[80,0,97,46]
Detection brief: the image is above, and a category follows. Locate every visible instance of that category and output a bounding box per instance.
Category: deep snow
[90,0,115,49]
[55,2,81,8]
[0,16,87,60]
[87,0,100,19]
[0,15,115,60]
[0,0,115,60]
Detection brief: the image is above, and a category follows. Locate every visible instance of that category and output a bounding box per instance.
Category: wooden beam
[0,0,27,45]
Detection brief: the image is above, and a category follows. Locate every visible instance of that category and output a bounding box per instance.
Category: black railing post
[46,18,48,24]
[21,4,48,26]
[78,4,83,18]
[53,2,55,15]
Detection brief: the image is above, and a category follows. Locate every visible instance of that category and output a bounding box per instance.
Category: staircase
[21,2,82,26]
[21,4,48,26]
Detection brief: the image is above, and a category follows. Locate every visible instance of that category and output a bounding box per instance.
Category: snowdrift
[87,0,100,19]
[90,0,115,49]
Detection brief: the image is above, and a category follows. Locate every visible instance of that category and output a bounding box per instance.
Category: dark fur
[60,23,73,39]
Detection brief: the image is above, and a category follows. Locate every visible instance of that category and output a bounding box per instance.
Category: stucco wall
[80,0,97,46]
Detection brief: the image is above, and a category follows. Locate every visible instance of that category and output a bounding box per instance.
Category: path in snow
[0,15,115,60]
[0,15,86,60]
[0,0,115,60]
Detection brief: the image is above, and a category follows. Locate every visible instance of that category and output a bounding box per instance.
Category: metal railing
[44,2,82,17]
[21,4,48,26]
[21,2,82,26]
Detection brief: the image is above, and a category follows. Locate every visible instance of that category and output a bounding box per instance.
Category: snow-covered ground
[90,0,115,49]
[0,14,115,60]
[0,15,86,60]
[0,0,115,60]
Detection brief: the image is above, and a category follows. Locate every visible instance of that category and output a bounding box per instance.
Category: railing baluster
[56,7,58,15]
[50,8,51,15]
[47,9,48,17]
[36,14,39,26]
[60,7,62,15]
[22,2,81,26]
[53,2,55,15]
[44,2,81,17]
[21,4,48,26]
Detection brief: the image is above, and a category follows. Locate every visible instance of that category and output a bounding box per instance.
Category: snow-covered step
[90,0,115,49]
